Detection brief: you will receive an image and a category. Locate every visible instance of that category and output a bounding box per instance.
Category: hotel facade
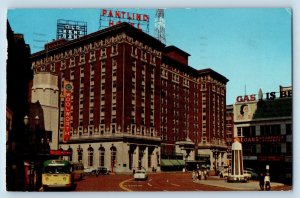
[30,23,228,173]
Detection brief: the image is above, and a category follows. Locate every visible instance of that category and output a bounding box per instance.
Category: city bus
[72,162,84,181]
[42,160,73,190]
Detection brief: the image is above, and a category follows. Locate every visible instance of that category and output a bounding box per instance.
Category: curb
[193,179,285,191]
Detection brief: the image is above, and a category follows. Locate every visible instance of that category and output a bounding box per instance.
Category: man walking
[258,173,264,190]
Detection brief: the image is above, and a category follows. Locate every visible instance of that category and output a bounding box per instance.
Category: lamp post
[24,114,47,191]
[227,148,231,176]
[24,115,33,190]
[212,149,219,175]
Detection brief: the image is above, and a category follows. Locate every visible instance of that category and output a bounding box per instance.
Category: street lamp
[23,114,48,191]
[226,148,231,176]
[212,149,219,175]
[24,115,35,191]
[34,115,40,126]
[24,115,29,126]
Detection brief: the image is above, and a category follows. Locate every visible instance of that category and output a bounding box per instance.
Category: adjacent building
[30,22,228,173]
[233,86,292,184]
[6,20,33,190]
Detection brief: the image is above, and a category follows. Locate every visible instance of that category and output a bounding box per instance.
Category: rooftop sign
[99,9,150,32]
[236,89,292,103]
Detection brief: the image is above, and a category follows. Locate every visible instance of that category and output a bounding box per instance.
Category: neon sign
[99,9,150,32]
[63,81,73,142]
[240,135,285,143]
[57,19,87,41]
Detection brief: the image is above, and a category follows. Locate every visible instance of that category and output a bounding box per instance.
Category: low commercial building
[233,86,292,184]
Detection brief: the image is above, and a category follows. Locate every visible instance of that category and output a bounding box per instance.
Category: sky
[7,8,292,104]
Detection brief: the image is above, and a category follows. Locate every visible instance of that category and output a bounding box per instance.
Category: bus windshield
[44,166,71,174]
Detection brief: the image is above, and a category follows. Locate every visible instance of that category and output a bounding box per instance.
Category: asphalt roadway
[74,172,292,192]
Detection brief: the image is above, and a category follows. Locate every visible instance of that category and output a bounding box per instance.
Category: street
[75,172,229,191]
[73,172,291,191]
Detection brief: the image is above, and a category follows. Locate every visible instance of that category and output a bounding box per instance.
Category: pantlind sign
[240,135,285,143]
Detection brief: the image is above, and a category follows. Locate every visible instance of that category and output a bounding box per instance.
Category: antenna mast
[155,9,166,44]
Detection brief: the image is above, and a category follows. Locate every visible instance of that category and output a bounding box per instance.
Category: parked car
[219,168,230,178]
[243,170,258,180]
[97,167,110,175]
[84,167,97,175]
[243,170,252,180]
[244,169,258,180]
[134,169,148,181]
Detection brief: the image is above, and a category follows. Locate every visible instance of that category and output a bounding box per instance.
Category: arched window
[99,147,105,167]
[88,146,94,167]
[77,145,83,162]
[110,146,117,170]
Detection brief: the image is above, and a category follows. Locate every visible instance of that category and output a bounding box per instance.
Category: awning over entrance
[161,159,185,167]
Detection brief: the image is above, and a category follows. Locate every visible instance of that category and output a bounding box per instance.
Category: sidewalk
[194,176,285,191]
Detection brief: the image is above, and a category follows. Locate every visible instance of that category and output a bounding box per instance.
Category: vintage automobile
[133,169,148,181]
[83,167,97,175]
[219,169,230,178]
[97,167,110,175]
[244,169,259,180]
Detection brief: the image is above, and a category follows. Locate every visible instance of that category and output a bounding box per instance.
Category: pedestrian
[192,170,196,181]
[258,173,264,190]
[204,169,208,180]
[200,170,204,180]
[264,173,271,191]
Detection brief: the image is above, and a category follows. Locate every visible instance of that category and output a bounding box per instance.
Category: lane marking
[170,183,180,187]
[119,178,134,191]
[125,184,142,187]
[147,183,152,187]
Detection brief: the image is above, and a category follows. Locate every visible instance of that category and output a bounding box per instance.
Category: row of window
[237,124,292,137]
[243,142,292,154]
[70,146,117,168]
[131,61,155,126]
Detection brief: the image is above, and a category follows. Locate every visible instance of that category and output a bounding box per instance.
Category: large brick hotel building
[30,23,228,173]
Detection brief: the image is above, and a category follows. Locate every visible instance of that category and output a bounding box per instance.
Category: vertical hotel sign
[63,81,73,142]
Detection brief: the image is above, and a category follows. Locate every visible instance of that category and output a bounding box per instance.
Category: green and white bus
[42,160,73,190]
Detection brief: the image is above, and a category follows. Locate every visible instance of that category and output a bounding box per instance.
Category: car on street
[219,168,230,178]
[133,169,148,181]
[244,169,258,180]
[243,170,251,180]
[97,167,110,175]
[84,167,97,175]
